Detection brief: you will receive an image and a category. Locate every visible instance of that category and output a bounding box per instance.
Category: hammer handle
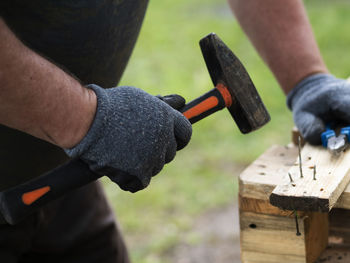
[0,159,99,225]
[0,85,232,225]
[181,84,231,124]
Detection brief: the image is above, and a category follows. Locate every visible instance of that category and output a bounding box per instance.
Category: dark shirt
[0,0,149,190]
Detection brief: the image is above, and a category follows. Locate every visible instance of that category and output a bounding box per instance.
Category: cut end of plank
[269,143,350,213]
[269,193,329,212]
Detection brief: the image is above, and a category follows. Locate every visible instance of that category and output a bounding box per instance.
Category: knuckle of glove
[329,80,350,116]
[288,74,336,110]
[294,113,323,145]
[107,87,177,178]
[108,168,150,193]
[174,113,192,150]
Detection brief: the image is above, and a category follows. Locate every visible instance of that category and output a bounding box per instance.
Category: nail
[313,165,316,180]
[288,172,294,183]
[294,210,301,236]
[298,136,303,178]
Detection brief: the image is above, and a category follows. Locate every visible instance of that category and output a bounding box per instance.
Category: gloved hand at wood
[287,73,350,145]
[65,85,192,192]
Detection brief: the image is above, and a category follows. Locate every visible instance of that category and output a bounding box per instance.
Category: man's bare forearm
[228,0,328,93]
[0,18,96,148]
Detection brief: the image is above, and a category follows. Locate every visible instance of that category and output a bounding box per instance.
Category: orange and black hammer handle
[0,84,233,225]
[180,83,232,124]
[0,159,98,225]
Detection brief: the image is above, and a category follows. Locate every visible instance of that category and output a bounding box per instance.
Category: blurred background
[101,0,350,262]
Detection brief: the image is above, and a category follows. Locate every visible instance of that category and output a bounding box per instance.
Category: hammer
[0,33,270,225]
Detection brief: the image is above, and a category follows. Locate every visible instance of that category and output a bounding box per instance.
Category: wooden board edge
[269,193,329,212]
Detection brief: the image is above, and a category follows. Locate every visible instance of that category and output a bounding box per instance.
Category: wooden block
[239,195,297,217]
[239,144,350,210]
[270,144,350,212]
[237,143,350,263]
[239,144,298,201]
[240,211,306,263]
[304,212,329,263]
[239,196,328,263]
[239,210,328,263]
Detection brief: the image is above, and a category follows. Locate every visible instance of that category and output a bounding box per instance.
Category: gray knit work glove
[65,85,192,193]
[287,73,350,145]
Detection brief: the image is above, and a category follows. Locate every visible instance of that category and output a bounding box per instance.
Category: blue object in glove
[340,126,350,142]
[321,123,336,148]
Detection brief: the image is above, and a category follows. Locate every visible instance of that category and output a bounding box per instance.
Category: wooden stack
[238,139,350,262]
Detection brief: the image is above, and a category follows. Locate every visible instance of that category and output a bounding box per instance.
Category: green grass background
[102,0,350,262]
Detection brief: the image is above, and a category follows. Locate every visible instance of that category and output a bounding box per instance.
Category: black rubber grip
[0,159,99,225]
[180,88,226,124]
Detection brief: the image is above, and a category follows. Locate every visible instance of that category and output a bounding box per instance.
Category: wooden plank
[334,185,350,209]
[239,196,328,263]
[239,144,350,210]
[304,211,329,263]
[240,211,307,263]
[239,144,298,201]
[239,195,305,217]
[240,210,328,263]
[270,144,350,212]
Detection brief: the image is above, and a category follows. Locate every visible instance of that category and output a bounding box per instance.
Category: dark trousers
[0,181,130,263]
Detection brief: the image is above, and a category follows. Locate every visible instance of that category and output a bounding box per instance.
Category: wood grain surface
[270,144,350,212]
[239,144,350,210]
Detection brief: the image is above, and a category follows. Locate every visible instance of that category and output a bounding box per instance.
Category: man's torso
[0,0,149,190]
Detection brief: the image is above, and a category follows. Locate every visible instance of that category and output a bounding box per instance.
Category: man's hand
[65,85,192,193]
[287,74,350,145]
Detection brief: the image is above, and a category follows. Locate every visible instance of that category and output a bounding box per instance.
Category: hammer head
[200,33,270,134]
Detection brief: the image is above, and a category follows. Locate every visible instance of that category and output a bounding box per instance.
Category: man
[0,1,191,262]
[0,0,348,263]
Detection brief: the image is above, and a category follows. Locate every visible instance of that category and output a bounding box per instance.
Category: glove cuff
[64,84,110,158]
[286,73,334,110]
